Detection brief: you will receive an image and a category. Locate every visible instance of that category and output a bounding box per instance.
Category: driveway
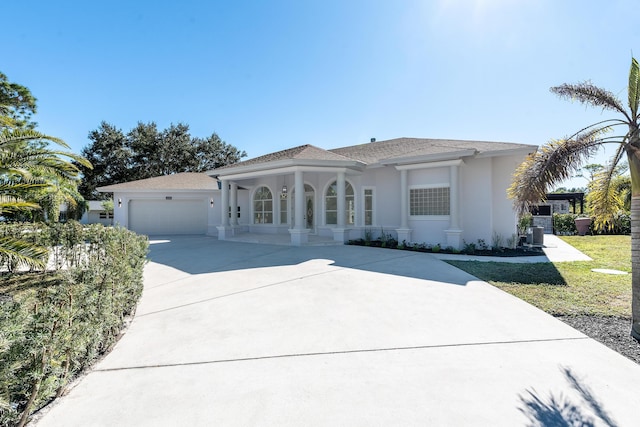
[34,236,640,426]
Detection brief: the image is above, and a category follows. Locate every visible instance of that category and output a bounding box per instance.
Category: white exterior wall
[491,155,521,241]
[460,158,493,244]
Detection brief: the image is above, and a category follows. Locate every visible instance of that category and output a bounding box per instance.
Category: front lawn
[446,235,631,317]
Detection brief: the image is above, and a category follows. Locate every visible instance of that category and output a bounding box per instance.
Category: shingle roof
[329,137,534,164]
[97,172,218,192]
[215,144,355,170]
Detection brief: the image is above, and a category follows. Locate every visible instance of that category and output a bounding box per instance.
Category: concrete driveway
[34,236,640,426]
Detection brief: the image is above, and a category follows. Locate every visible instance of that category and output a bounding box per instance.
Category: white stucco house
[98,137,535,247]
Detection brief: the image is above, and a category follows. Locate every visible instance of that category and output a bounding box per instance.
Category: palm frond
[0,128,68,149]
[551,82,629,120]
[587,160,625,232]
[508,126,611,213]
[629,57,640,120]
[0,236,48,270]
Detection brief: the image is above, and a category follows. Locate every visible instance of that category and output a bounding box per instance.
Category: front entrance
[292,184,315,232]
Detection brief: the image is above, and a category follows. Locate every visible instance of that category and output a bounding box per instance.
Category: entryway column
[230,182,238,226]
[290,170,309,245]
[217,179,230,240]
[396,169,412,243]
[336,172,346,228]
[445,164,462,248]
[333,171,348,242]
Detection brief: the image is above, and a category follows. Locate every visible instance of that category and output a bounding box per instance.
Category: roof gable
[215,144,355,171]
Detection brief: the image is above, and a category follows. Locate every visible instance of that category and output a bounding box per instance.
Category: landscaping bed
[348,238,544,257]
[556,315,640,364]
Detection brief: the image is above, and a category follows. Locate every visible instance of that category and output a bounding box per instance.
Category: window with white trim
[325,181,354,225]
[410,186,450,216]
[253,186,273,224]
[364,188,374,226]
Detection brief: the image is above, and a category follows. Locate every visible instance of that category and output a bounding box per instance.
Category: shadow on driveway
[147,236,477,286]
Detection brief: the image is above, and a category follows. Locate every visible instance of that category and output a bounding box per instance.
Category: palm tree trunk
[628,150,640,340]
[632,194,640,340]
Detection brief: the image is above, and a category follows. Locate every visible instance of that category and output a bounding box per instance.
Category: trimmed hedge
[0,223,148,427]
[552,212,631,235]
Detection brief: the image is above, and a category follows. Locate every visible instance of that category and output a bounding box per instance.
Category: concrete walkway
[34,237,639,426]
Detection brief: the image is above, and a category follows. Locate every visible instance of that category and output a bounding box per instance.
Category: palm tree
[508,57,640,340]
[0,128,91,269]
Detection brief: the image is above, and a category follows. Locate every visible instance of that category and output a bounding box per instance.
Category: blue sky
[5,0,639,188]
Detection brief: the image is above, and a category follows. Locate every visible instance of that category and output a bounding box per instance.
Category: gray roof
[98,172,218,192]
[213,137,535,173]
[329,137,534,164]
[214,144,355,170]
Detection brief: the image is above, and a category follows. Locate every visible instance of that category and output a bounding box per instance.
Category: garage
[128,199,207,235]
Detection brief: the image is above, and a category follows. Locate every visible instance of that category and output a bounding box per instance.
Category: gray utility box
[526,226,544,246]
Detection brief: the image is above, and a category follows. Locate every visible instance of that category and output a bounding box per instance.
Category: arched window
[253,186,273,224]
[325,181,354,225]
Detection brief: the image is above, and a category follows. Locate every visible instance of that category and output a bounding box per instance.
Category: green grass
[446,235,631,317]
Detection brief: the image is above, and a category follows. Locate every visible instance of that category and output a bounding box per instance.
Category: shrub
[553,213,578,235]
[0,223,148,426]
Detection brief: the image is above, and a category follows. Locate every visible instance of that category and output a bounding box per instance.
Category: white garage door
[128,199,207,235]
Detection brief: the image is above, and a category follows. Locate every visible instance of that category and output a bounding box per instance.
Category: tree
[508,57,640,340]
[0,72,37,130]
[0,72,91,268]
[577,163,604,181]
[78,122,130,200]
[1,129,91,267]
[78,121,247,199]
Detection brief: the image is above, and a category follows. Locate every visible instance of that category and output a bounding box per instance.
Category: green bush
[0,223,148,427]
[553,213,578,235]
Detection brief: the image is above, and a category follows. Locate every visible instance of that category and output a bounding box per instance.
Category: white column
[294,170,304,230]
[444,164,462,249]
[337,171,346,228]
[400,169,408,229]
[449,165,460,229]
[220,180,229,227]
[230,182,238,226]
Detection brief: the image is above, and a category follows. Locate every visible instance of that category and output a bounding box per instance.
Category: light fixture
[281,184,288,199]
[117,198,122,208]
[210,198,214,207]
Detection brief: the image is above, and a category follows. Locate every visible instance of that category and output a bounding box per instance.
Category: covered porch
[210,146,367,246]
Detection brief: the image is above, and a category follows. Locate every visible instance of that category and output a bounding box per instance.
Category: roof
[97,172,219,192]
[329,137,535,164]
[211,137,536,174]
[214,144,355,170]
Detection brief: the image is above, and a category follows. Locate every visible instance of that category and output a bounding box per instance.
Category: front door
[305,192,314,230]
[291,185,315,232]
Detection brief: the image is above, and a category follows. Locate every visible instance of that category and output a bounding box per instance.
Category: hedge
[0,222,148,427]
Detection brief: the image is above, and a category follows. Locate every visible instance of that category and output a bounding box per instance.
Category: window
[410,187,450,216]
[253,186,273,224]
[99,212,114,219]
[364,188,374,226]
[325,181,354,225]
